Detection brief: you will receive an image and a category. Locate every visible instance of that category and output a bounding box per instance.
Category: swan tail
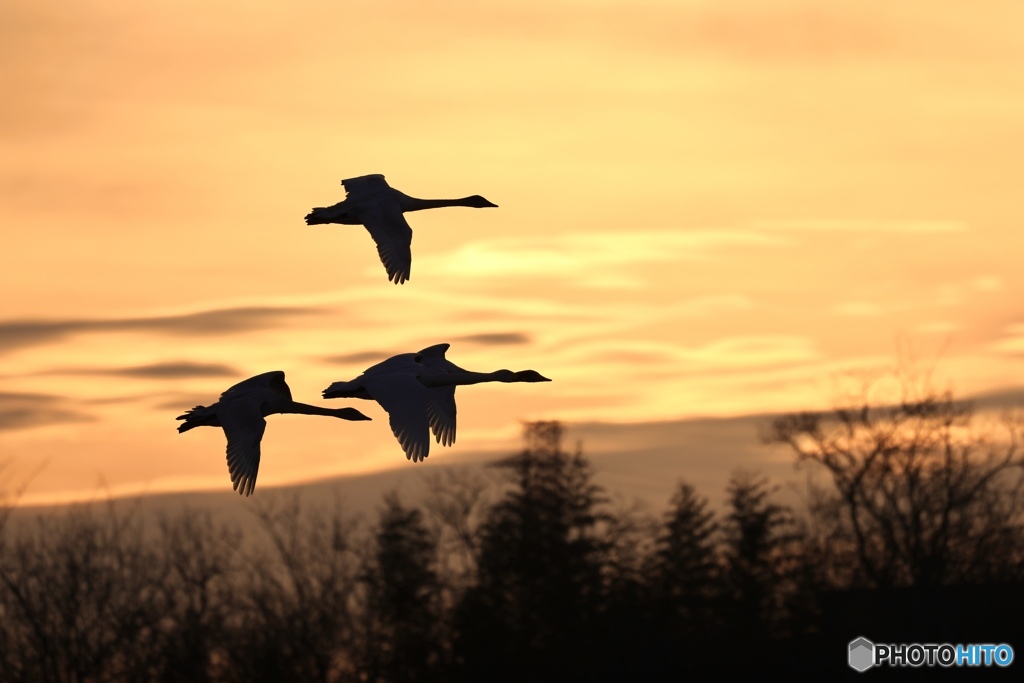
[322,383,346,399]
[322,381,364,400]
[304,204,349,225]
[176,405,216,433]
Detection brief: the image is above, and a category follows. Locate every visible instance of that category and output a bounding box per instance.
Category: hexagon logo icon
[849,637,875,672]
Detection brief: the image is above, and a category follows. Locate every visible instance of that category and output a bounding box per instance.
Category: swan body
[176,371,371,496]
[322,343,550,462]
[304,174,498,284]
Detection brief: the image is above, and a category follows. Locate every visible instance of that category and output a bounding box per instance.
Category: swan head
[512,370,551,383]
[464,195,498,208]
[332,407,372,421]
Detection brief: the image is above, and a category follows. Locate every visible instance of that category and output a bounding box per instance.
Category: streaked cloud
[660,295,754,319]
[417,230,787,282]
[588,335,821,371]
[688,335,823,370]
[833,302,886,317]
[968,386,1024,411]
[971,276,1003,292]
[151,393,221,412]
[0,169,198,220]
[43,361,239,380]
[453,332,531,346]
[320,333,529,366]
[0,306,325,355]
[323,350,393,366]
[114,362,239,379]
[753,219,968,234]
[0,392,93,431]
[915,321,959,335]
[989,324,1024,356]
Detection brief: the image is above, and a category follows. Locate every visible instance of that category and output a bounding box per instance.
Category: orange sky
[4,0,1024,505]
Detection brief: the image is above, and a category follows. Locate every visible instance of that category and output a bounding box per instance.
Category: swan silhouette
[176,371,371,496]
[304,174,498,284]
[322,343,550,462]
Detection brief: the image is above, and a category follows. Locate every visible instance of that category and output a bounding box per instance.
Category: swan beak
[342,408,373,421]
[515,371,551,382]
[484,200,499,208]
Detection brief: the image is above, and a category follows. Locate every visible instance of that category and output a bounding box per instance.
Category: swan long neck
[417,370,515,388]
[402,197,480,212]
[284,401,346,417]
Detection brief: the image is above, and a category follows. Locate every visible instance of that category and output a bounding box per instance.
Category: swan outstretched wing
[417,343,451,358]
[417,344,458,446]
[369,374,432,462]
[425,389,456,446]
[218,397,267,496]
[362,205,413,284]
[220,371,291,401]
[337,174,410,283]
[342,174,389,197]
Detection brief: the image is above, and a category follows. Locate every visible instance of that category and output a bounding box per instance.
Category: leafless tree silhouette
[220,495,362,683]
[767,383,1024,587]
[155,509,241,683]
[0,503,168,683]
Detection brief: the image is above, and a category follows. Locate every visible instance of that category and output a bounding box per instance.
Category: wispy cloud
[0,392,93,431]
[915,321,959,335]
[989,324,1024,356]
[319,332,531,367]
[832,302,886,317]
[569,335,821,372]
[42,361,240,380]
[968,386,1024,410]
[152,394,219,411]
[322,350,392,366]
[0,306,326,355]
[971,276,1003,292]
[417,230,786,282]
[752,219,968,234]
[453,332,531,346]
[81,391,212,410]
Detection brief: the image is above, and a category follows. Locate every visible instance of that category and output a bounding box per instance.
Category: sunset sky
[4,0,1024,505]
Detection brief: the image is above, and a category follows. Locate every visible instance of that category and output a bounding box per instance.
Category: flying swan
[176,371,371,496]
[322,343,550,462]
[304,174,498,284]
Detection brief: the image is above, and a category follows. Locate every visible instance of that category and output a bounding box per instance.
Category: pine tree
[453,422,608,682]
[719,471,804,676]
[652,481,719,632]
[358,493,443,683]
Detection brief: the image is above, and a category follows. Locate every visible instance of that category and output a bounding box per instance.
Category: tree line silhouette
[1,385,1022,681]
